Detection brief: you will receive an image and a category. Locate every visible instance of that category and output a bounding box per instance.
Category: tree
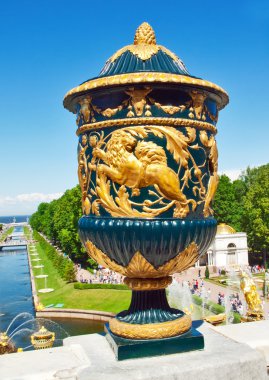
[241,164,269,260]
[205,265,210,279]
[213,175,245,231]
[64,260,76,282]
[30,185,88,265]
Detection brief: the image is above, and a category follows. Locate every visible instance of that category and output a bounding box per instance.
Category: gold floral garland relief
[76,87,218,130]
[85,240,199,278]
[109,313,192,339]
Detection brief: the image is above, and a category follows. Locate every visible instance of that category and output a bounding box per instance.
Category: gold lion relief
[93,129,190,217]
[78,125,217,218]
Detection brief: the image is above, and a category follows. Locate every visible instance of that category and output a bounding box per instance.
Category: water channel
[0,226,104,350]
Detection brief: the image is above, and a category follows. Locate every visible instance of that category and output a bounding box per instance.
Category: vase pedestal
[105,321,204,361]
[106,278,204,360]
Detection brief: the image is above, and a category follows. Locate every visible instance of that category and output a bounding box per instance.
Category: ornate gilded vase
[64,23,228,346]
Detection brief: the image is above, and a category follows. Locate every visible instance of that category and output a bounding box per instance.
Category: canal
[0,227,33,331]
[0,226,104,350]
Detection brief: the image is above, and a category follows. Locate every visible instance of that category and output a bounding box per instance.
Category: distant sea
[0,215,31,224]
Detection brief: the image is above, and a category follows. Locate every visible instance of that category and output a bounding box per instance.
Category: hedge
[74,282,129,290]
[33,230,76,282]
[192,294,241,323]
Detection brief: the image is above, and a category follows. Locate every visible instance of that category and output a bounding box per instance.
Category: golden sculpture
[240,270,264,321]
[31,326,55,350]
[125,88,152,116]
[77,124,213,218]
[93,129,190,217]
[0,332,16,355]
[190,91,207,120]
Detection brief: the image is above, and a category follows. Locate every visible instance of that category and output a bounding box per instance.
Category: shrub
[192,294,241,323]
[64,261,76,282]
[221,269,226,276]
[74,283,129,290]
[205,265,210,279]
[192,294,202,306]
[87,257,98,270]
[33,230,76,282]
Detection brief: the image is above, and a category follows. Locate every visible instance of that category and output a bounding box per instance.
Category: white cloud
[0,192,63,204]
[219,169,242,181]
[0,192,63,216]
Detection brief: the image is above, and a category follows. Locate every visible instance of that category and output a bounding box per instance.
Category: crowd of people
[251,265,265,274]
[76,264,124,285]
[217,292,244,315]
[175,274,246,316]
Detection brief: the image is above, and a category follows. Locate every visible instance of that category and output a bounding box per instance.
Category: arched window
[227,243,236,265]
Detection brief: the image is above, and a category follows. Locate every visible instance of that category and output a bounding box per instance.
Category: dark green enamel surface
[117,289,183,324]
[79,217,216,268]
[97,50,191,78]
[105,321,204,360]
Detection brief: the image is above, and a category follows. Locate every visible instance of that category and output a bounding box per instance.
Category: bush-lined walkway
[27,228,131,313]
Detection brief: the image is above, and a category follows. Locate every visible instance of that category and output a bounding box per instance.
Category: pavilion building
[197,223,249,269]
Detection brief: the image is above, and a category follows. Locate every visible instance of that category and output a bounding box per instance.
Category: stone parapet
[0,322,267,380]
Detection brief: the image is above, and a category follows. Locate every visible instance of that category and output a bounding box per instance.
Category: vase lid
[64,22,229,113]
[98,22,190,78]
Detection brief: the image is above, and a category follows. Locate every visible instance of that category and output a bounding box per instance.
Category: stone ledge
[64,323,268,380]
[213,320,269,366]
[0,323,267,380]
[36,308,115,322]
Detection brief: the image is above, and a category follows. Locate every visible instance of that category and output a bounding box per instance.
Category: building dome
[216,223,236,235]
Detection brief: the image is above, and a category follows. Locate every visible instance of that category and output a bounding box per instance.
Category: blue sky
[0,0,268,215]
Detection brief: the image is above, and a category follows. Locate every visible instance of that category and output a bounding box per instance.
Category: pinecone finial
[134,22,156,45]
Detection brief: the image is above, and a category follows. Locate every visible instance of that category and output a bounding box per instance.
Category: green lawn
[28,230,131,313]
[0,226,14,242]
[38,284,131,313]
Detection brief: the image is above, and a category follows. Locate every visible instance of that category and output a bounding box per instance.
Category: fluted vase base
[109,287,192,340]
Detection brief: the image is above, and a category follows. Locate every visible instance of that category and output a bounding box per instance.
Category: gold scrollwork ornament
[199,131,219,217]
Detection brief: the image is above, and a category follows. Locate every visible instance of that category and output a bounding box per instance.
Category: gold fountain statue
[31,326,55,350]
[240,270,264,322]
[0,332,16,355]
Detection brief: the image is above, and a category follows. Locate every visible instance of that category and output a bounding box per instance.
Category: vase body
[64,22,228,340]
